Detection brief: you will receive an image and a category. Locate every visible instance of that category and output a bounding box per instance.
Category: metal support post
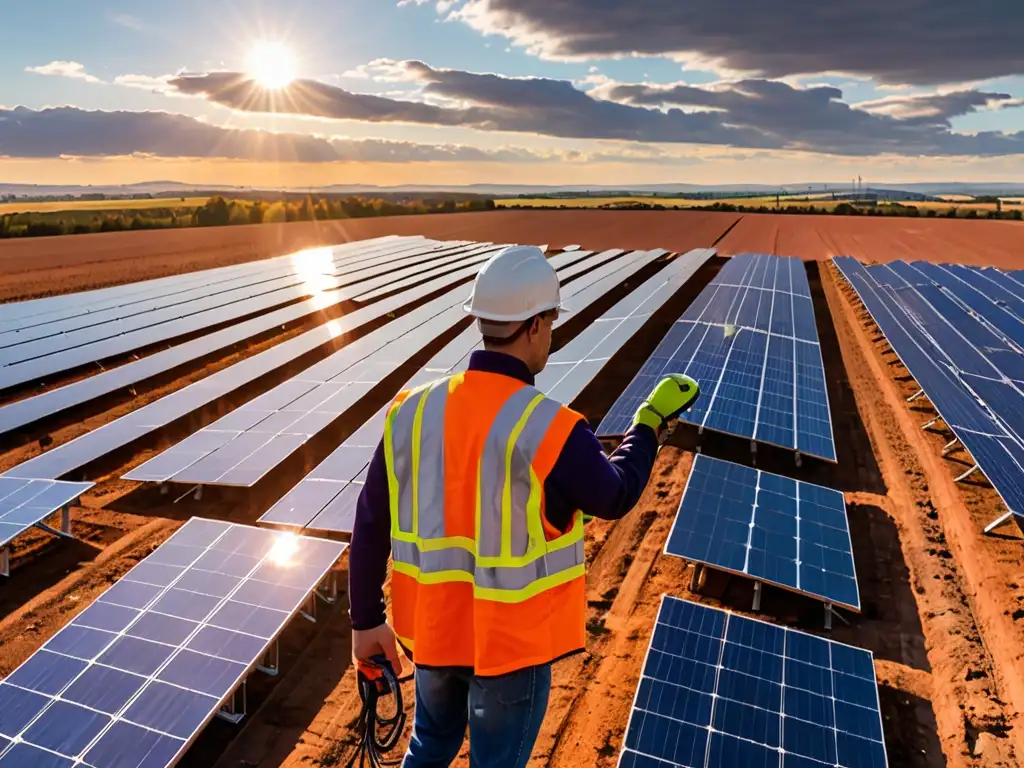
[317,570,339,604]
[921,417,938,430]
[300,592,317,623]
[954,464,980,483]
[193,485,203,502]
[256,640,279,676]
[218,679,247,724]
[160,483,169,496]
[984,511,1015,535]
[690,564,704,593]
[941,438,961,456]
[794,452,803,468]
[906,389,925,402]
[752,582,762,612]
[825,603,833,631]
[61,504,71,536]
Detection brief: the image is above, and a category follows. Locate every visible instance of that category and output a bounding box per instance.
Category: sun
[246,41,297,89]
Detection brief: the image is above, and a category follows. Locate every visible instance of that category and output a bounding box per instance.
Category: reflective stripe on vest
[383,375,584,604]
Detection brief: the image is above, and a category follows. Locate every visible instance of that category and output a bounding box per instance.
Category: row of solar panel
[0,238,494,392]
[0,518,346,766]
[598,253,836,462]
[258,249,713,532]
[833,257,1024,526]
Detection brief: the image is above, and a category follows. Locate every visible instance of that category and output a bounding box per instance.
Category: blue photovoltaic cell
[599,253,836,462]
[833,257,1024,526]
[0,478,93,552]
[666,454,859,610]
[620,597,887,768]
[0,518,346,767]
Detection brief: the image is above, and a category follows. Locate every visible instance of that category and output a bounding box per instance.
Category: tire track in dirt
[824,265,1018,766]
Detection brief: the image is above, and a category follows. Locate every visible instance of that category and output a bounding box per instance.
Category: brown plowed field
[0,213,1021,768]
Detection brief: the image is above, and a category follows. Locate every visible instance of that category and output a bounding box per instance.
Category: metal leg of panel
[1,547,8,578]
[794,452,803,468]
[825,603,833,631]
[36,505,75,540]
[160,483,169,496]
[941,438,961,456]
[300,592,317,623]
[906,389,925,403]
[194,485,204,502]
[256,640,279,677]
[218,679,247,724]
[984,511,1015,535]
[317,571,339,604]
[690,564,704,593]
[752,582,762,612]
[954,464,980,483]
[921,417,939,430]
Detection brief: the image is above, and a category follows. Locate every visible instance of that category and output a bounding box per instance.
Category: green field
[0,197,212,215]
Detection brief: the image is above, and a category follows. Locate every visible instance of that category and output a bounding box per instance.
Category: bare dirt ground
[717,213,1024,267]
[0,214,1021,768]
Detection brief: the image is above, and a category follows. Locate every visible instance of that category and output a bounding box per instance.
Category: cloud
[25,61,103,84]
[110,12,146,31]
[162,65,1024,157]
[0,106,579,164]
[421,0,1024,86]
[112,74,176,93]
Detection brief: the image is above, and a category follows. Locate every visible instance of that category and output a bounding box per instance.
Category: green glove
[633,374,701,431]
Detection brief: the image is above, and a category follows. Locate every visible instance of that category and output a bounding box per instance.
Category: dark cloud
[0,106,553,163]
[164,66,1024,156]
[437,0,1024,85]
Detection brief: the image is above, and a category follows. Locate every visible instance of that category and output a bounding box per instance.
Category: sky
[1,0,1023,188]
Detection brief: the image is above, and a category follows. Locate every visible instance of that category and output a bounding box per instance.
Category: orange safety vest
[383,370,587,676]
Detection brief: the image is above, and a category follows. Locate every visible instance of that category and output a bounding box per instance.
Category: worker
[348,244,700,767]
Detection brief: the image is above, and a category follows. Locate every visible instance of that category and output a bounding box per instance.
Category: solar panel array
[621,596,887,768]
[666,455,859,611]
[0,238,473,434]
[2,242,502,482]
[0,518,346,767]
[833,257,1024,528]
[0,238,493,393]
[599,254,836,462]
[259,249,710,532]
[0,478,93,576]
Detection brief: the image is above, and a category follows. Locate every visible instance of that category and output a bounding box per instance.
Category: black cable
[347,657,414,768]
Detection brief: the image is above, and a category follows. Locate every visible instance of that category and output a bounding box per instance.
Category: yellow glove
[633,374,701,431]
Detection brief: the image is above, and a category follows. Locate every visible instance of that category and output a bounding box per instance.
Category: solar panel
[0,518,346,767]
[126,286,473,487]
[0,478,93,577]
[259,249,684,532]
[0,240,468,434]
[2,249,497,482]
[666,455,859,612]
[598,254,835,463]
[0,239,483,393]
[833,257,1024,531]
[621,596,887,768]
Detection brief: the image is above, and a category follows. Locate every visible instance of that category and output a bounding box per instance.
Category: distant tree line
[501,200,1024,220]
[0,195,497,240]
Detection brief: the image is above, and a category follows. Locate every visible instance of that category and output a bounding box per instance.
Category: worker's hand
[633,374,701,433]
[353,623,403,674]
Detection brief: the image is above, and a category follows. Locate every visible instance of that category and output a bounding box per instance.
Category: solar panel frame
[0,518,346,767]
[0,478,93,576]
[619,596,888,768]
[666,455,860,611]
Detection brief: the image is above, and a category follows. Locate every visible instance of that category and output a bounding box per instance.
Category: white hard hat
[463,245,566,325]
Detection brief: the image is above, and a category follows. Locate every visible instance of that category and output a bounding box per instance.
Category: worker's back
[385,369,588,676]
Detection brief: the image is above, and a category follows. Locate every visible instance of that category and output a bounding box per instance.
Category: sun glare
[268,532,300,566]
[246,41,298,89]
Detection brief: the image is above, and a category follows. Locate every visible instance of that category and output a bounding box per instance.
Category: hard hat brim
[462,299,568,322]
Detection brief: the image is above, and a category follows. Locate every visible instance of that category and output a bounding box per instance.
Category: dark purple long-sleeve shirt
[348,350,659,631]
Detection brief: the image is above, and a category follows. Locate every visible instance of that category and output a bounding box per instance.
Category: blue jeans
[402,663,551,767]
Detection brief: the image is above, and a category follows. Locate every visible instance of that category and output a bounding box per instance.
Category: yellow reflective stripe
[383,402,402,540]
[525,465,545,554]
[409,388,431,540]
[544,513,584,554]
[418,535,475,553]
[501,393,545,560]
[393,561,585,604]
